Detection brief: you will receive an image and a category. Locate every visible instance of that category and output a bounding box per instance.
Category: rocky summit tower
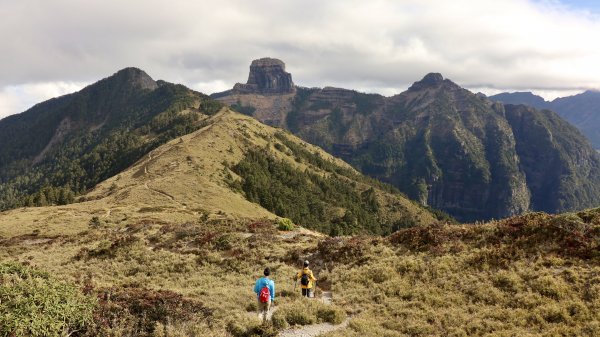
[231,58,295,95]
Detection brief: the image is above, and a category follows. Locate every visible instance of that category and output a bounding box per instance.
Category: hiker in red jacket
[254,267,275,322]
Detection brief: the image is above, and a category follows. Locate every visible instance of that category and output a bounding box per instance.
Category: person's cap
[303,260,309,267]
[264,267,270,276]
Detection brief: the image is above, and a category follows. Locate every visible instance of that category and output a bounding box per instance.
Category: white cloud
[0,82,87,119]
[1,0,600,117]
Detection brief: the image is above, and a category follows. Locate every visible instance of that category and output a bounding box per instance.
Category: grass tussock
[272,300,346,329]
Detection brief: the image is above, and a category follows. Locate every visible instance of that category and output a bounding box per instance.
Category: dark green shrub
[92,286,211,336]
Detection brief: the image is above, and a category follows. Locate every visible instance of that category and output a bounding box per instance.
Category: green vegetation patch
[277,217,296,231]
[231,101,257,116]
[0,262,95,337]
[230,147,387,235]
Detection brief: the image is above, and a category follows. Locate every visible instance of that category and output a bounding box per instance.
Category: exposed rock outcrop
[229,58,294,95]
[408,72,445,91]
[112,67,159,91]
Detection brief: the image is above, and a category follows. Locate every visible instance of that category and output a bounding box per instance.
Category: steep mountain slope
[0,68,222,210]
[0,108,438,239]
[214,59,600,221]
[491,90,600,149]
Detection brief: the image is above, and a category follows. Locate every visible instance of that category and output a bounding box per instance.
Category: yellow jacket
[296,267,317,289]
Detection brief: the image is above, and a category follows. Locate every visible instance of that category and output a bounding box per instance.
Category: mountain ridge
[0,67,222,210]
[0,107,439,239]
[2,67,600,337]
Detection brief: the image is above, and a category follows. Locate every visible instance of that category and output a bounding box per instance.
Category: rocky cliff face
[218,58,295,96]
[214,61,600,222]
[504,104,600,214]
[112,67,159,91]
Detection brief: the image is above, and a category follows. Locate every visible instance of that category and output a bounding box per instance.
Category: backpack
[259,285,270,303]
[300,271,310,286]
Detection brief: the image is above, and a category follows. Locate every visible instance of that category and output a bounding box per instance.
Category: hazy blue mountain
[491,90,600,149]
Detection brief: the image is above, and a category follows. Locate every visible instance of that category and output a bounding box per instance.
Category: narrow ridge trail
[142,150,177,202]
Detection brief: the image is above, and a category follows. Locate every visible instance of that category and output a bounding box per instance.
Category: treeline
[22,185,76,207]
[230,101,256,116]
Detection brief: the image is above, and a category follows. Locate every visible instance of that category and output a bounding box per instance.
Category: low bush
[278,218,295,231]
[317,306,346,324]
[92,286,211,336]
[530,275,568,300]
[492,270,521,293]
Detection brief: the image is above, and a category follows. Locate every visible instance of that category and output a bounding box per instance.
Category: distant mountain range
[490,90,600,149]
[213,58,600,221]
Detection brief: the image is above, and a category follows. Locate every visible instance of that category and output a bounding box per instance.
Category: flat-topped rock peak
[231,57,295,95]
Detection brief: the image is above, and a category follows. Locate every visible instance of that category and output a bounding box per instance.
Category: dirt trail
[319,291,332,305]
[141,150,176,202]
[247,290,347,336]
[144,182,175,201]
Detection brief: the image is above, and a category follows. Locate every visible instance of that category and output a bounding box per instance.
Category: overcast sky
[1,0,600,119]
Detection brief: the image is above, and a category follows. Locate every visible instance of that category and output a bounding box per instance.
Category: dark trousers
[302,288,312,297]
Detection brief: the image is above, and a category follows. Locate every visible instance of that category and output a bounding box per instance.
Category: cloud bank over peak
[1,0,600,118]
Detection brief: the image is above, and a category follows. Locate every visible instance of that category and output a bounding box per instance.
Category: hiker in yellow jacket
[296,260,317,297]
